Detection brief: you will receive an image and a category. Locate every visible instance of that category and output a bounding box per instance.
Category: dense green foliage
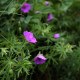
[0,0,80,80]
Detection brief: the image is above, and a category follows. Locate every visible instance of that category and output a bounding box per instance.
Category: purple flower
[23,31,37,43]
[18,57,21,61]
[35,11,41,13]
[34,54,47,64]
[20,3,31,13]
[47,13,53,22]
[54,33,60,38]
[45,2,50,6]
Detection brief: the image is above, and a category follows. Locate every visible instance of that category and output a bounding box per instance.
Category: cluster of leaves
[0,0,80,80]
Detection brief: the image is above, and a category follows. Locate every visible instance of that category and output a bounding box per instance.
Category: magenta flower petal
[45,2,49,6]
[47,13,53,22]
[54,33,60,38]
[23,31,28,36]
[35,59,45,64]
[28,37,37,43]
[34,54,47,64]
[23,31,37,43]
[35,11,41,13]
[20,3,31,13]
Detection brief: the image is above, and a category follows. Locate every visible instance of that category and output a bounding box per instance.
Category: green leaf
[7,8,16,14]
[0,0,8,4]
[41,6,53,14]
[62,0,75,12]
[32,19,40,23]
[70,1,80,8]
[24,16,33,24]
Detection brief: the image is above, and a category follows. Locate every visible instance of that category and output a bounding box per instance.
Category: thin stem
[0,34,12,45]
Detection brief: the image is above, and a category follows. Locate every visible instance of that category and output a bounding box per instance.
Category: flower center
[37,58,41,61]
[22,5,26,9]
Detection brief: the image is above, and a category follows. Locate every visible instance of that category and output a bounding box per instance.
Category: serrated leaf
[62,0,74,12]
[24,16,33,24]
[7,8,16,14]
